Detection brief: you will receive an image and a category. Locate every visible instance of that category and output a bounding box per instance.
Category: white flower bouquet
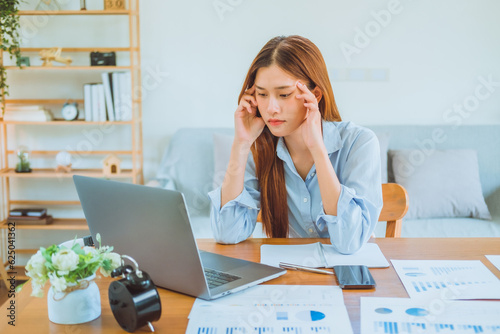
[25,234,121,297]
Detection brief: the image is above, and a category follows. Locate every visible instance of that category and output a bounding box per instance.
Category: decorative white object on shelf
[35,0,62,11]
[15,145,32,173]
[102,154,121,176]
[55,151,72,173]
[39,47,72,67]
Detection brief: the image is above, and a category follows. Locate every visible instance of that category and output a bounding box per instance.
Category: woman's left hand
[296,81,324,155]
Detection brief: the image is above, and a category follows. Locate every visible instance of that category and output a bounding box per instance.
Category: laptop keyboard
[204,268,241,289]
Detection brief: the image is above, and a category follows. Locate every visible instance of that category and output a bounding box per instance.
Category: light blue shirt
[208,121,383,254]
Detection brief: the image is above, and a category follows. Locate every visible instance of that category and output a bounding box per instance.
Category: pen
[279,262,334,275]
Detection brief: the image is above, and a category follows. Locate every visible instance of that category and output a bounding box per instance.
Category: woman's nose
[266,97,280,113]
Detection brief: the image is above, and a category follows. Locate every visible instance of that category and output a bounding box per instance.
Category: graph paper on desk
[186,285,353,334]
[361,297,500,334]
[391,260,500,300]
[195,325,340,333]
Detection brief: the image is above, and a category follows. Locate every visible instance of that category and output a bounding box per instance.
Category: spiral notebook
[260,242,389,268]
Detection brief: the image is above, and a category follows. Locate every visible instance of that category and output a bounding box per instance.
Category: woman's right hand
[234,85,265,148]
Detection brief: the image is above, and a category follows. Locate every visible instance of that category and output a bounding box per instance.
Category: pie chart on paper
[406,308,429,316]
[296,310,326,321]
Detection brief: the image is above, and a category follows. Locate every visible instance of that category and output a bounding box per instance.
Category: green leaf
[102,259,112,272]
[0,0,23,113]
[72,244,85,255]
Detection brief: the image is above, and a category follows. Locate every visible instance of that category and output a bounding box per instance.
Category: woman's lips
[268,119,285,126]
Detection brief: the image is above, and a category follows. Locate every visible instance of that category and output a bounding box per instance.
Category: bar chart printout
[391,260,500,299]
[186,285,353,334]
[361,297,500,334]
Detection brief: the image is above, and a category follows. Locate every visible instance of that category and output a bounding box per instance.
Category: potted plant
[0,0,23,113]
[15,145,31,172]
[25,234,122,324]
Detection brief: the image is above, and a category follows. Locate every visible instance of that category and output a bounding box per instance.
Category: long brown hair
[238,35,341,237]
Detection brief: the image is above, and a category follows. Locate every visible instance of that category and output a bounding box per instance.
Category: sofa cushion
[156,128,233,216]
[390,149,491,220]
[213,132,234,189]
[376,132,390,183]
[374,217,500,238]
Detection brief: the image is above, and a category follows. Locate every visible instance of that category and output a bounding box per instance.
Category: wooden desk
[1,238,499,334]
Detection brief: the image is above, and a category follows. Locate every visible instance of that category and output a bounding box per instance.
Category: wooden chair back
[379,183,409,238]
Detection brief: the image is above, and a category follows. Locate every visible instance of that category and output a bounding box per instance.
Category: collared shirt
[208,121,383,254]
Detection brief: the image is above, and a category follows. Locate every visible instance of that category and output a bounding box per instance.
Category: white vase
[47,274,101,324]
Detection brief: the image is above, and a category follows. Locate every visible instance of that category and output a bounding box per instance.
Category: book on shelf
[112,72,122,121]
[7,215,53,225]
[84,82,106,122]
[3,109,54,122]
[118,71,132,121]
[9,208,47,217]
[101,72,115,121]
[97,83,106,121]
[83,71,131,122]
[5,105,47,112]
[84,84,93,122]
[91,84,100,121]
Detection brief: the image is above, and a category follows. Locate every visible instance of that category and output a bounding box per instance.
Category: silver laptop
[73,175,286,300]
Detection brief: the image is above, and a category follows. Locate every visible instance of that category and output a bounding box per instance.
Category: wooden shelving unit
[0,1,143,268]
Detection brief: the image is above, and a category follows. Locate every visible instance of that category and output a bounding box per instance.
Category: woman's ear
[312,87,323,103]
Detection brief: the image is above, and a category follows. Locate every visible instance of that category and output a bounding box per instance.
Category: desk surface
[1,238,500,334]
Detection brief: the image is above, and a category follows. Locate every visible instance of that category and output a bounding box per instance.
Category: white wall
[140,0,500,180]
[7,0,500,180]
[4,0,500,261]
[4,0,500,185]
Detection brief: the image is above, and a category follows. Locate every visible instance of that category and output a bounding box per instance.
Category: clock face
[62,103,79,121]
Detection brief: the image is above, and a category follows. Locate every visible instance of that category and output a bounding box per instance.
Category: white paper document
[392,260,500,300]
[486,255,500,272]
[260,242,389,268]
[361,297,500,334]
[186,285,353,334]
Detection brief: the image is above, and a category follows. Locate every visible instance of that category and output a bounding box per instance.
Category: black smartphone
[333,265,376,289]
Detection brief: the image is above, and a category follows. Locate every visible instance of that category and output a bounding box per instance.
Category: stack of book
[7,208,53,225]
[3,105,54,122]
[84,71,132,122]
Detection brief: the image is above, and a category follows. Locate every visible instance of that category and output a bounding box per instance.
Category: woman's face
[254,64,308,138]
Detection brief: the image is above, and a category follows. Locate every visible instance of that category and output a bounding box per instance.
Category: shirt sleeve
[208,154,261,244]
[316,129,383,254]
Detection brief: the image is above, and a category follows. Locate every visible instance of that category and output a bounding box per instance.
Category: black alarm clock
[109,256,162,332]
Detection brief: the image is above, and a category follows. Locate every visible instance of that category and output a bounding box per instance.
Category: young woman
[208,35,382,254]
